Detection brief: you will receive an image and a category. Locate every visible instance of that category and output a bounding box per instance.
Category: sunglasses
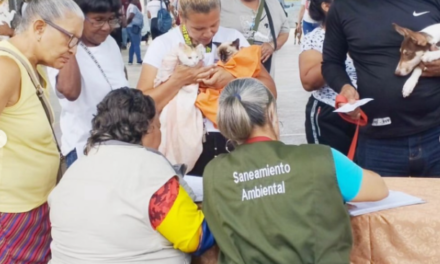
[44,19,79,49]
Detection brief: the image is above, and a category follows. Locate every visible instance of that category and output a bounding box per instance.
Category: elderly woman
[138,0,276,177]
[47,0,129,168]
[48,88,214,263]
[220,0,290,75]
[0,0,83,262]
[202,78,389,264]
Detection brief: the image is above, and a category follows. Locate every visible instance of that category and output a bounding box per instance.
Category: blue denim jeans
[127,26,142,63]
[122,28,128,46]
[303,20,319,35]
[66,149,78,168]
[356,126,440,177]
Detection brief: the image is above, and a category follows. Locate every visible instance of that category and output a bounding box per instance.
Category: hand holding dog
[421,45,440,77]
[339,84,361,120]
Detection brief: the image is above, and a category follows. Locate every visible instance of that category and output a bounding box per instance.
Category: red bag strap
[335,95,368,160]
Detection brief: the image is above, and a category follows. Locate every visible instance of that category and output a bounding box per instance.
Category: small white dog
[394,23,440,97]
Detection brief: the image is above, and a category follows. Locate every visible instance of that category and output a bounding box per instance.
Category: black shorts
[305,96,356,156]
[187,132,231,177]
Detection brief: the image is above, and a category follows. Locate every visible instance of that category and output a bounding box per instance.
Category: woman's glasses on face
[85,17,120,29]
[44,19,79,49]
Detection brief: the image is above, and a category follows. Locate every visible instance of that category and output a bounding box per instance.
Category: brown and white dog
[294,22,302,45]
[394,23,440,97]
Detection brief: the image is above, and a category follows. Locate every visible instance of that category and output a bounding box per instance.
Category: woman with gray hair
[49,88,215,263]
[202,78,389,263]
[0,0,83,262]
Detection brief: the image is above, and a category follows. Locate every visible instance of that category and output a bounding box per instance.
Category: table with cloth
[192,178,440,264]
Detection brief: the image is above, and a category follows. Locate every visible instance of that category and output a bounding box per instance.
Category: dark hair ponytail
[308,0,333,25]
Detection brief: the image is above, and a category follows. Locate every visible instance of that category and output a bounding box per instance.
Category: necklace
[181,25,212,53]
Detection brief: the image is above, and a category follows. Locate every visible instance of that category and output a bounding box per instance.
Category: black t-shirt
[322,0,440,138]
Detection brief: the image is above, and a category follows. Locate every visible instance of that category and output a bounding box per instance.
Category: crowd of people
[0,0,439,263]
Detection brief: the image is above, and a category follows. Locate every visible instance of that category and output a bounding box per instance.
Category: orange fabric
[195,45,262,126]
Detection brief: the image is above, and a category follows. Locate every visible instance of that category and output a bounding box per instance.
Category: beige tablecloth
[193,178,440,264]
[351,178,440,264]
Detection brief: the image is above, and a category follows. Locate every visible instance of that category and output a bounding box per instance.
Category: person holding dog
[322,0,440,176]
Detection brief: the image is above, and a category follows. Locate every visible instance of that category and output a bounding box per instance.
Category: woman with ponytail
[299,0,357,156]
[202,78,388,264]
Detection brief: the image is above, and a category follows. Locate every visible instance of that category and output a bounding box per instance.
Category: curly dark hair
[84,88,156,154]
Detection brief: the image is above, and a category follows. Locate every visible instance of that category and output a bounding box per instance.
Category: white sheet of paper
[348,190,425,217]
[334,98,374,113]
[183,175,204,202]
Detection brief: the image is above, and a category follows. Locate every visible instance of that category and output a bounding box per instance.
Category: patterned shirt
[301,27,357,107]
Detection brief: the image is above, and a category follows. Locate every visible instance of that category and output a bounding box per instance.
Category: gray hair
[178,0,221,19]
[16,0,84,34]
[217,78,276,144]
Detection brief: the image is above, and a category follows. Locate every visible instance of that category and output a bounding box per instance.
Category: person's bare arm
[55,55,81,101]
[0,23,14,37]
[137,64,183,111]
[351,170,389,202]
[0,57,21,113]
[127,13,135,25]
[137,63,214,112]
[299,50,325,91]
[256,65,277,98]
[275,32,289,51]
[297,5,306,29]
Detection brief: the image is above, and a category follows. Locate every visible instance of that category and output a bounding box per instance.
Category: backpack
[157,0,172,33]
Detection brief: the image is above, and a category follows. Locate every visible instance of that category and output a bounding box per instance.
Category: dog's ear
[409,32,431,46]
[393,23,411,37]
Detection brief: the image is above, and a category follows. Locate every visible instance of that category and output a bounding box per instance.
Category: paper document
[334,98,374,113]
[348,190,425,217]
[183,175,204,202]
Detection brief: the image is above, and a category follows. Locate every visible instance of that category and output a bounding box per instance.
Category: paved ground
[50,28,309,145]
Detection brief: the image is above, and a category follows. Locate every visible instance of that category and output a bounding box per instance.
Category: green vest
[203,141,352,264]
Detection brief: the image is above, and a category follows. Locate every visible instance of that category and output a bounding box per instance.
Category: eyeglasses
[85,17,120,28]
[44,19,79,49]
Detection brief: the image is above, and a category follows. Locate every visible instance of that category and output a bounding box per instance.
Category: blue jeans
[122,28,128,46]
[303,20,319,35]
[127,26,142,63]
[66,149,78,168]
[356,126,440,177]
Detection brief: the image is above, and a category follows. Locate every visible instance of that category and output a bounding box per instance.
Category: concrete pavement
[50,29,308,145]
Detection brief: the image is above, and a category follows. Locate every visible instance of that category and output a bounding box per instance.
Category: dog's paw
[421,51,440,63]
[402,78,418,98]
[422,53,434,63]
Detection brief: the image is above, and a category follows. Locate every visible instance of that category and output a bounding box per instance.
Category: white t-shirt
[47,36,129,157]
[21,2,28,15]
[301,0,317,24]
[143,26,249,132]
[147,0,167,19]
[127,3,144,27]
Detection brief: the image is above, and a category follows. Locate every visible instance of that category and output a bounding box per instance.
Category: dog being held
[294,22,302,45]
[393,23,440,97]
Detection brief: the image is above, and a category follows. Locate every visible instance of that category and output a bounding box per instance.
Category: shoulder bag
[0,47,66,183]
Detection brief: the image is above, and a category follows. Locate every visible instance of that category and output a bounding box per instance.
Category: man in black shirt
[322,0,440,177]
